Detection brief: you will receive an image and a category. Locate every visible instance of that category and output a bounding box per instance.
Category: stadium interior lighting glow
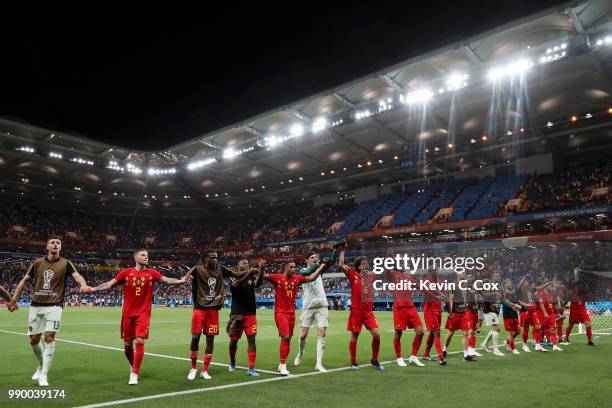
[49,152,63,159]
[107,161,124,172]
[71,157,94,166]
[378,98,393,112]
[355,110,372,120]
[445,73,468,91]
[147,167,176,175]
[401,89,433,104]
[289,124,304,137]
[126,163,142,174]
[595,36,612,46]
[311,117,328,133]
[223,145,256,158]
[264,135,280,148]
[487,58,532,81]
[187,157,217,170]
[17,146,35,153]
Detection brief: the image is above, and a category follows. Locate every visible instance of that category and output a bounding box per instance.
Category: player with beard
[90,249,189,385]
[186,251,248,380]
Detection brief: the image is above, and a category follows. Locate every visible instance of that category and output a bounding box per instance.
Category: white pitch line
[3,328,592,407]
[0,329,279,375]
[72,359,400,408]
[77,330,600,408]
[0,321,179,327]
[72,344,496,408]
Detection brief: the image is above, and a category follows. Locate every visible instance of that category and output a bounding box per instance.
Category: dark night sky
[1,1,569,150]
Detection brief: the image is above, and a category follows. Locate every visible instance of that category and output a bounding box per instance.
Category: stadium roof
[2,0,612,214]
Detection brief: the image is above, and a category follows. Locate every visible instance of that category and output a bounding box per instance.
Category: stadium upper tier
[2,1,612,215]
[1,158,609,252]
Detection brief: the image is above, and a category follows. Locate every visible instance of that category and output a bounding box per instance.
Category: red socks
[411,333,423,357]
[280,339,290,364]
[372,336,380,360]
[393,335,402,358]
[522,326,529,343]
[469,334,476,349]
[433,335,444,360]
[124,344,134,367]
[556,326,562,340]
[190,351,198,369]
[565,326,572,343]
[349,339,357,365]
[586,326,593,342]
[424,332,434,357]
[202,354,212,372]
[133,343,144,374]
[508,338,515,351]
[248,351,256,369]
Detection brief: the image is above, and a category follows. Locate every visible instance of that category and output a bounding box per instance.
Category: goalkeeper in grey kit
[293,240,343,372]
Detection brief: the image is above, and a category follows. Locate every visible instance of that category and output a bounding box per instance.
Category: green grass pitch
[1,307,611,407]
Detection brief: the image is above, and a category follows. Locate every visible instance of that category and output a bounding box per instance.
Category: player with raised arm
[185,251,246,381]
[338,246,384,371]
[9,237,92,387]
[294,244,340,372]
[501,279,522,354]
[89,249,189,385]
[227,258,265,376]
[385,268,425,367]
[265,259,330,375]
[421,269,447,365]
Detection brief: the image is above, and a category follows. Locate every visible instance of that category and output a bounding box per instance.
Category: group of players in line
[2,237,595,387]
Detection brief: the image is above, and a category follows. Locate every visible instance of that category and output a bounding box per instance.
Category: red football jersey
[267,273,306,313]
[114,267,163,316]
[536,289,554,314]
[389,271,414,307]
[346,267,373,311]
[569,290,588,314]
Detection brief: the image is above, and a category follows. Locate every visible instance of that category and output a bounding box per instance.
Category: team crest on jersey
[43,269,54,289]
[208,277,217,295]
